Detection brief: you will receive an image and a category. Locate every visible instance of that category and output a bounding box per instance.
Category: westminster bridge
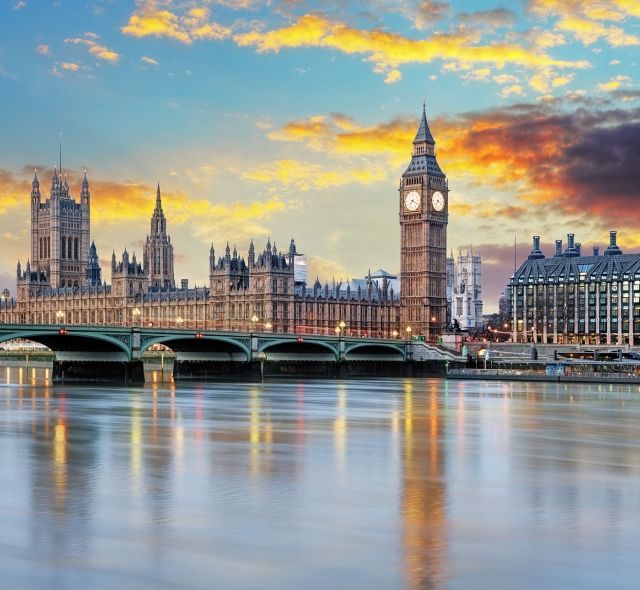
[0,324,462,382]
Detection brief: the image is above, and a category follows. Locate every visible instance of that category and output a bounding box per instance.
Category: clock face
[431,191,445,211]
[404,190,421,212]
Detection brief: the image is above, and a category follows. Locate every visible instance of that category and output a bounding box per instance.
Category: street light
[250,314,259,360]
[176,316,184,329]
[132,307,141,326]
[392,330,398,339]
[265,322,273,332]
[55,310,65,324]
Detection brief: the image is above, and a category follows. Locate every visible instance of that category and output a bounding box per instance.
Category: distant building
[294,252,307,284]
[510,232,639,345]
[446,249,483,330]
[498,290,509,320]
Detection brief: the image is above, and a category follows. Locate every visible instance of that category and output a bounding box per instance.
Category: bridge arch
[259,338,338,360]
[140,334,250,361]
[344,342,406,361]
[0,329,131,358]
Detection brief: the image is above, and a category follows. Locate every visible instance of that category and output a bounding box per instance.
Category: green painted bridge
[0,324,455,382]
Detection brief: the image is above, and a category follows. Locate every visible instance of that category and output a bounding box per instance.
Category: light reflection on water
[0,377,639,589]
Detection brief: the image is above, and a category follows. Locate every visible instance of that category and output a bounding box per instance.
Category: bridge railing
[0,320,413,341]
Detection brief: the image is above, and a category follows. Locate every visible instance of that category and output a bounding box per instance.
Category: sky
[0,0,639,312]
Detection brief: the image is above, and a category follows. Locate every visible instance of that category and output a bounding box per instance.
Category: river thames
[0,373,638,589]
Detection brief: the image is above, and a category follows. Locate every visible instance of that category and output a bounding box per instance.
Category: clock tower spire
[399,104,449,340]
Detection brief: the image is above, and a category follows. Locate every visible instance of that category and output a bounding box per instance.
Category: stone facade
[399,105,448,340]
[446,248,483,330]
[1,107,451,338]
[510,232,640,345]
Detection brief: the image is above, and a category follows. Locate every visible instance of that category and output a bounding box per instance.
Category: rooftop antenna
[514,233,517,274]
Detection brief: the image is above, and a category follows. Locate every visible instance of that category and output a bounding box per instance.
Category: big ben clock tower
[399,104,448,340]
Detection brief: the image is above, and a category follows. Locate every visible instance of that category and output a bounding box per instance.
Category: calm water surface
[0,374,639,589]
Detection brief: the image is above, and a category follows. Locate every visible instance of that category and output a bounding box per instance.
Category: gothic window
[74,238,78,260]
[61,237,66,259]
[68,237,73,259]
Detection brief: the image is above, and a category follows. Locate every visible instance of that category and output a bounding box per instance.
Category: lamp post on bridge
[405,326,413,361]
[335,320,346,362]
[132,307,141,327]
[251,314,259,360]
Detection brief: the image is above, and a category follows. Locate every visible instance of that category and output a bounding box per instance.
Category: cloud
[528,1,640,46]
[13,1,26,9]
[122,5,230,44]
[267,112,417,167]
[408,1,450,29]
[0,170,29,214]
[493,73,519,85]
[384,68,402,84]
[243,159,387,191]
[613,89,640,102]
[435,103,640,230]
[597,75,631,91]
[528,71,574,93]
[7,167,285,229]
[527,29,566,49]
[140,55,159,65]
[35,44,50,55]
[268,101,640,233]
[306,255,349,283]
[458,8,516,28]
[61,62,81,72]
[233,13,590,81]
[500,84,524,97]
[556,15,640,46]
[65,34,120,62]
[461,67,492,81]
[529,0,640,21]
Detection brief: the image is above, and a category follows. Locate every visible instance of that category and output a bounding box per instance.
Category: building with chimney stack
[509,231,640,345]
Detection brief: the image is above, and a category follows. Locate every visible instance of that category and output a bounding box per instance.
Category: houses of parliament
[0,107,449,339]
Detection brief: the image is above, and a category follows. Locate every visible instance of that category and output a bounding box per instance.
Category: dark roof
[512,252,640,283]
[414,105,435,144]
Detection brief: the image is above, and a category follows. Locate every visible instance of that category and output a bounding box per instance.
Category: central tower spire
[144,182,174,290]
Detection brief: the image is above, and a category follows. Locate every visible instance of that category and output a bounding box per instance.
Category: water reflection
[401,380,446,590]
[0,379,638,589]
[28,389,98,568]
